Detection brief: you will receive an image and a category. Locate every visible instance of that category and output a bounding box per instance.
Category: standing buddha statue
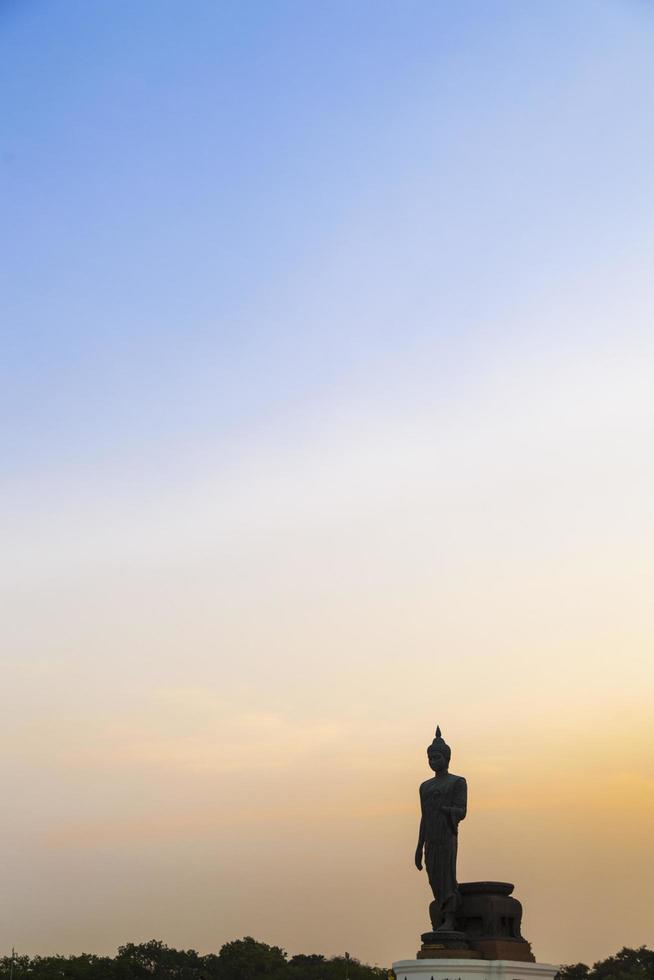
[414,726,467,932]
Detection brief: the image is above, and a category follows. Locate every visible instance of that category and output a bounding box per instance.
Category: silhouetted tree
[286,953,326,980]
[557,949,654,980]
[0,954,115,980]
[115,942,205,980]
[558,965,591,980]
[214,939,286,980]
[592,948,654,980]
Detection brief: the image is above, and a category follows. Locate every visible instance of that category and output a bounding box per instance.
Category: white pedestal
[392,959,559,980]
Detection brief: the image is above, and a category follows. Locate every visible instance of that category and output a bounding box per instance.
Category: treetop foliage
[0,938,388,980]
[557,947,654,980]
[1,939,651,980]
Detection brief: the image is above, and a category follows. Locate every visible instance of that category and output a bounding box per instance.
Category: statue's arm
[415,790,426,869]
[442,777,467,833]
[450,776,467,825]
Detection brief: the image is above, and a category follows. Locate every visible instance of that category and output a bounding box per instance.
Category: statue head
[427,725,451,773]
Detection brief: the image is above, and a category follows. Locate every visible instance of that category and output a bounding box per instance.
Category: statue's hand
[414,846,423,871]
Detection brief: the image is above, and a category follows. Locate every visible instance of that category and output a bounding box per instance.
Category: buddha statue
[414,726,467,932]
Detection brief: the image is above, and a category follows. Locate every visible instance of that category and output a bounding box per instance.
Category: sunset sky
[1,0,653,969]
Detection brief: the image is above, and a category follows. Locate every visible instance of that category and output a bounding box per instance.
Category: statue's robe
[419,772,467,922]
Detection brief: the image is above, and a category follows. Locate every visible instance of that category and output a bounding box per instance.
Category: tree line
[558,947,654,980]
[0,938,387,980]
[1,938,652,980]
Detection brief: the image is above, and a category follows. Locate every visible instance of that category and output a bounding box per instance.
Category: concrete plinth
[393,958,558,980]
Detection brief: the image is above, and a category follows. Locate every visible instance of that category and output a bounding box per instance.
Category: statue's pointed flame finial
[435,725,441,738]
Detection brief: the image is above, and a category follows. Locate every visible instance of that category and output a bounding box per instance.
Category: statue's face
[428,748,447,773]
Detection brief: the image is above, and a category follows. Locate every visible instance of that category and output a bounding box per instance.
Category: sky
[1,0,654,969]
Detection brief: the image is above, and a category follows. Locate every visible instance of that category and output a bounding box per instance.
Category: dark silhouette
[557,948,654,980]
[415,726,467,932]
[0,938,388,980]
[1,943,651,980]
[413,729,534,962]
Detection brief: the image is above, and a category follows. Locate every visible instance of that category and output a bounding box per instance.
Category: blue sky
[3,0,653,485]
[2,1,654,963]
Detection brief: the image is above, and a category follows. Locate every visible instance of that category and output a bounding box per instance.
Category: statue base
[417,948,482,960]
[473,939,535,962]
[418,931,480,960]
[393,959,558,980]
[418,880,536,962]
